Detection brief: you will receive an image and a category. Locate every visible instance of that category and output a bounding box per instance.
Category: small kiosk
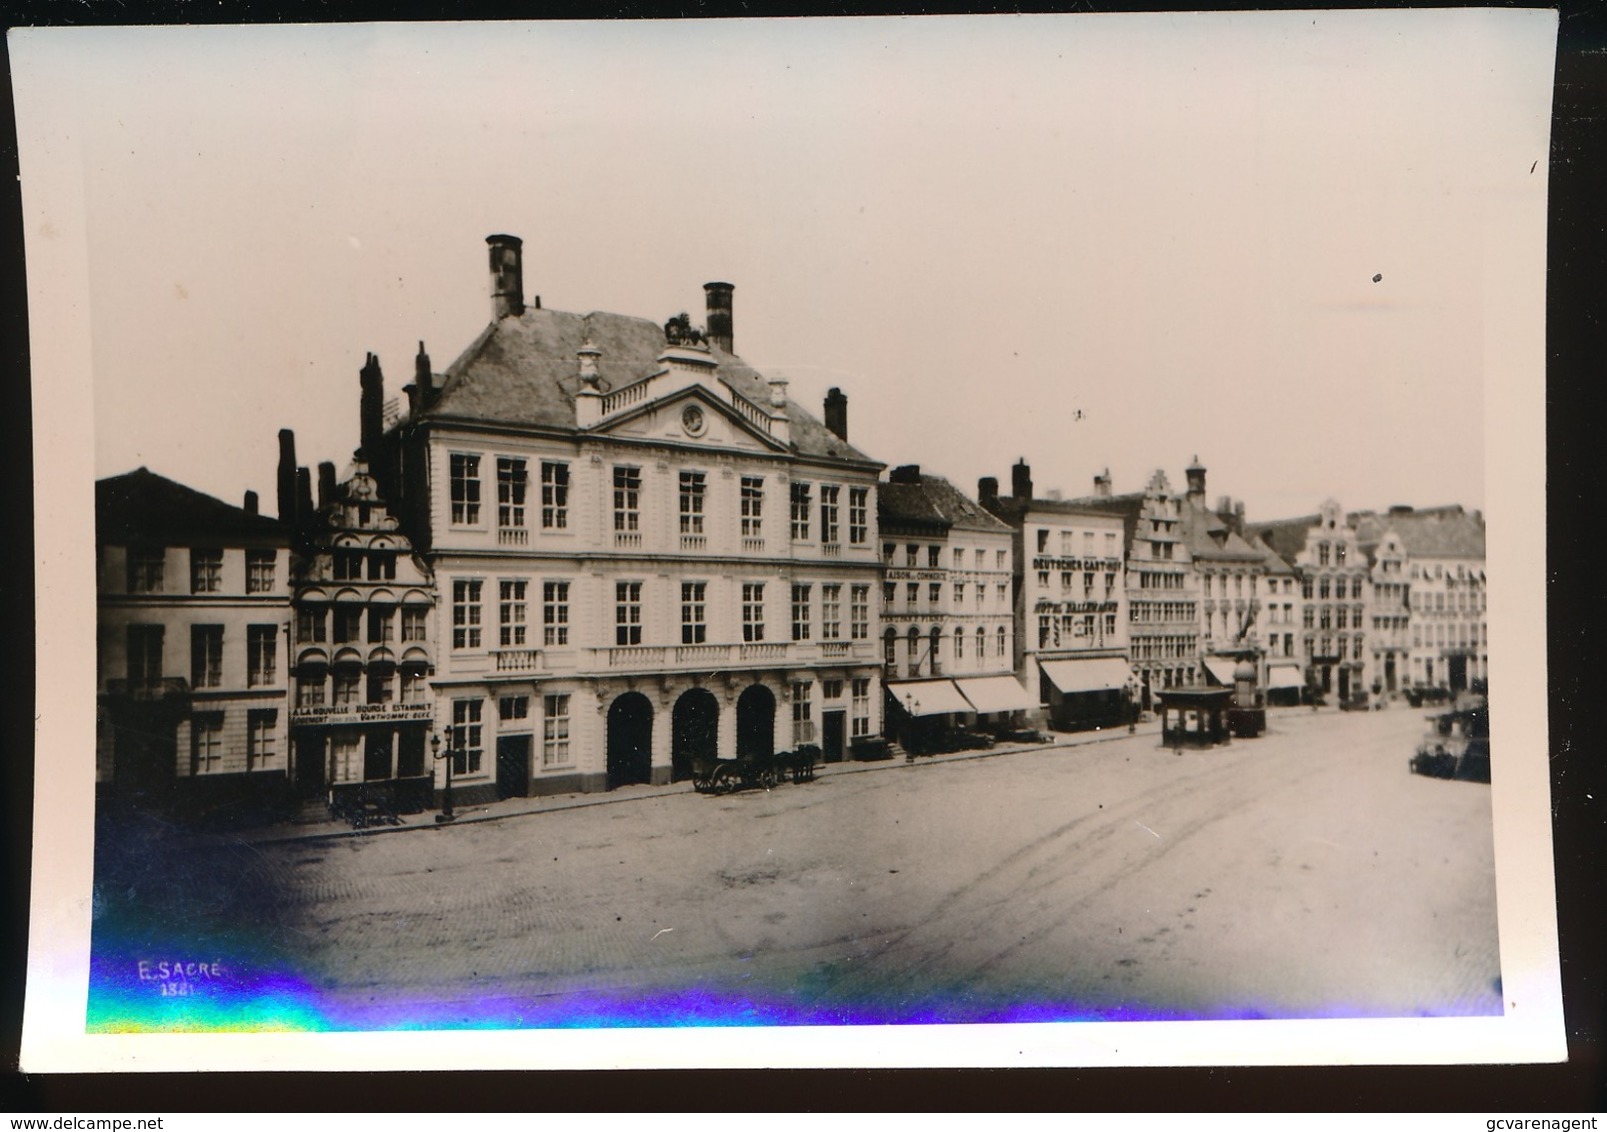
[1157,687,1233,749]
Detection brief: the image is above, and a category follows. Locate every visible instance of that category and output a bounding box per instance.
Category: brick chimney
[1093,468,1112,498]
[1011,458,1033,501]
[318,461,337,510]
[360,353,384,460]
[407,341,434,415]
[704,282,733,352]
[277,429,298,524]
[889,464,921,485]
[824,387,848,441]
[978,476,999,504]
[243,490,258,516]
[296,467,314,528]
[487,234,525,320]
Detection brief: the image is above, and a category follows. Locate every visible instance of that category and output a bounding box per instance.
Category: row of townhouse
[94,233,1486,820]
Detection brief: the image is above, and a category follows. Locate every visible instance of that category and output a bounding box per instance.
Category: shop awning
[1039,657,1133,694]
[1267,664,1303,689]
[955,675,1040,715]
[1202,655,1238,686]
[887,679,973,717]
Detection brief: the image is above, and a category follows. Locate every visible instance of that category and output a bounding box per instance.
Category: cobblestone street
[95,706,1501,1027]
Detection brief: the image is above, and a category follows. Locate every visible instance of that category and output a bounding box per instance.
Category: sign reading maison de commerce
[291,702,434,726]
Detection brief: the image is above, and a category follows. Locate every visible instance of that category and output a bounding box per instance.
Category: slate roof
[1382,508,1485,559]
[97,468,288,547]
[1250,515,1320,567]
[1181,500,1268,563]
[879,475,1012,535]
[419,307,877,466]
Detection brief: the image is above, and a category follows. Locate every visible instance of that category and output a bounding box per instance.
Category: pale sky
[22,11,1553,522]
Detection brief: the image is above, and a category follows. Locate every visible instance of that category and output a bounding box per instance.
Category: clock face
[681,404,706,436]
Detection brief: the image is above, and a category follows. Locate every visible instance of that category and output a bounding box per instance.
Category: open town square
[94,704,1498,1026]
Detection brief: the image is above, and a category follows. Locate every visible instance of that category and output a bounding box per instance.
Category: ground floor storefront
[428,666,884,801]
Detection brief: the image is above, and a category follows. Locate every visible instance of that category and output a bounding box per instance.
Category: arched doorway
[672,688,720,782]
[736,684,775,758]
[606,692,654,790]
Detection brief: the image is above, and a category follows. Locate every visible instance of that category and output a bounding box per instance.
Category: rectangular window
[679,471,707,535]
[613,466,641,532]
[742,583,765,642]
[997,550,1007,569]
[906,582,919,609]
[191,625,223,689]
[850,585,869,640]
[883,581,896,606]
[333,606,363,644]
[451,699,483,776]
[955,582,966,606]
[452,579,483,649]
[127,624,164,685]
[367,605,394,644]
[1037,530,1050,554]
[998,583,1008,607]
[741,476,764,537]
[821,584,842,640]
[190,548,222,593]
[296,672,325,708]
[401,669,427,703]
[367,668,393,704]
[791,584,812,641]
[499,580,528,647]
[848,487,868,544]
[247,624,277,687]
[790,482,811,540]
[127,548,165,593]
[955,548,966,568]
[333,550,364,581]
[1105,532,1117,557]
[497,458,528,530]
[540,461,569,529]
[615,581,643,645]
[929,582,941,605]
[543,694,572,767]
[246,550,276,593]
[955,630,965,659]
[402,606,428,643]
[499,695,530,721]
[333,669,360,706]
[451,454,482,525]
[791,681,814,745]
[367,551,396,581]
[906,544,919,567]
[928,546,941,569]
[542,581,569,646]
[681,582,707,644]
[819,484,840,544]
[191,712,225,775]
[851,678,871,738]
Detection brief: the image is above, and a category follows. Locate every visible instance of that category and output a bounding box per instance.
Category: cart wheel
[710,763,735,795]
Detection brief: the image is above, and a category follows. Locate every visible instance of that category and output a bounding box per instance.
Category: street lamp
[432,725,457,824]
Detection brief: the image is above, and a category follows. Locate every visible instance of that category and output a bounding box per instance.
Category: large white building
[364,235,886,801]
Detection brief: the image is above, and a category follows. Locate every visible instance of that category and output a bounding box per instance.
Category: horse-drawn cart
[691,745,820,795]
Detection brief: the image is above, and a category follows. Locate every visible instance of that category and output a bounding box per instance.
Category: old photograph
[16,10,1561,1069]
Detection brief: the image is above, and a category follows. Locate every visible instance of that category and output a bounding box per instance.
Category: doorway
[736,684,775,758]
[822,710,846,762]
[496,734,532,799]
[672,689,720,782]
[606,692,654,790]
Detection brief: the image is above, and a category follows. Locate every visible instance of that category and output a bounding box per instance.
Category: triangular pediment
[586,382,789,453]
